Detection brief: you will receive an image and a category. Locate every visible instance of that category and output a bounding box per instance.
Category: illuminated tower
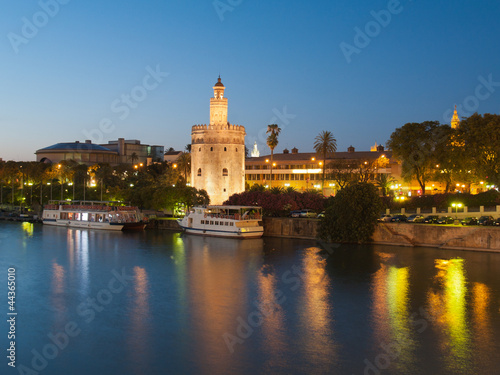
[191,77,246,205]
[451,105,460,129]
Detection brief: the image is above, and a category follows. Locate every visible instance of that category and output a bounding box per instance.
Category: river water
[1,222,500,375]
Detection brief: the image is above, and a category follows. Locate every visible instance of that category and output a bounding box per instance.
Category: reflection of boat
[42,200,146,231]
[177,206,264,239]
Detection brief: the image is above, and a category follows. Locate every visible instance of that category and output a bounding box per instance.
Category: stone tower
[191,77,246,205]
[451,105,460,129]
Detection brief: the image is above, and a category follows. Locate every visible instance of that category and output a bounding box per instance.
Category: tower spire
[451,105,460,129]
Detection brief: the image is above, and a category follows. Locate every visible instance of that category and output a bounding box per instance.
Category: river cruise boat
[42,200,146,231]
[177,205,264,238]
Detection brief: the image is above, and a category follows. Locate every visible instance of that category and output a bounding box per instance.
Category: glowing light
[292,169,322,174]
[311,157,315,161]
[173,164,177,168]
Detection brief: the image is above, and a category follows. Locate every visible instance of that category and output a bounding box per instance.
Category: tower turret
[451,105,460,129]
[210,76,228,125]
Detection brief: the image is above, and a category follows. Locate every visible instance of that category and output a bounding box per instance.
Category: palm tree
[129,152,139,165]
[177,153,191,184]
[374,174,396,197]
[313,131,337,190]
[266,124,281,188]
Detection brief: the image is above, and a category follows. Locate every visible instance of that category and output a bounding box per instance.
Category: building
[36,140,119,164]
[191,77,246,204]
[164,150,184,163]
[101,138,164,165]
[245,145,401,196]
[451,105,460,129]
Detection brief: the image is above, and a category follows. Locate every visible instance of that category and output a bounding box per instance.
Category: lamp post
[451,203,463,219]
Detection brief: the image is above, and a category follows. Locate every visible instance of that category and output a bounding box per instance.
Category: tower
[451,105,460,129]
[191,77,246,205]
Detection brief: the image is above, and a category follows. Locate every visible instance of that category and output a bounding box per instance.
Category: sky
[1,0,499,161]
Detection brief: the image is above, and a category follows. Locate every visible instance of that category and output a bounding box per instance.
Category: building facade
[36,141,119,164]
[102,138,164,165]
[191,77,246,204]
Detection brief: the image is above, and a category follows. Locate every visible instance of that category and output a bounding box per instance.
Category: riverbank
[145,217,500,251]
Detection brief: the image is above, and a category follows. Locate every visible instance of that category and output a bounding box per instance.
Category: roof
[164,151,183,155]
[214,77,224,87]
[37,143,117,153]
[246,150,393,162]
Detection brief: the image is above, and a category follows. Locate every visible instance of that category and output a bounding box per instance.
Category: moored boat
[42,200,146,231]
[177,205,263,239]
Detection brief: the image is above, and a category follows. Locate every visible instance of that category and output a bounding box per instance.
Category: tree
[458,113,500,186]
[185,144,192,153]
[177,153,191,183]
[318,183,382,244]
[313,130,337,189]
[266,124,281,187]
[374,174,396,197]
[129,152,139,164]
[327,159,356,190]
[387,121,448,194]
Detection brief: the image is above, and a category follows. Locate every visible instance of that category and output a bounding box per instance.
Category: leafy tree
[266,124,281,187]
[313,130,337,189]
[319,183,382,244]
[387,121,448,194]
[458,113,500,186]
[177,153,191,183]
[327,159,356,189]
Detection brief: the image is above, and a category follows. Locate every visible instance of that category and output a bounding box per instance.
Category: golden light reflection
[372,258,414,372]
[256,266,287,363]
[21,222,33,237]
[51,262,66,328]
[298,247,335,365]
[427,258,470,371]
[472,282,492,367]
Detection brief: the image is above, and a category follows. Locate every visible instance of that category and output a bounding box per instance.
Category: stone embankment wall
[147,217,500,251]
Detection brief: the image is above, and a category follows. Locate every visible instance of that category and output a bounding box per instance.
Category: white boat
[177,205,264,239]
[42,200,146,231]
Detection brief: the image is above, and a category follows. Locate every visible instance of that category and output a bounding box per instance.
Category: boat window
[201,220,204,224]
[210,221,214,225]
[230,222,234,226]
[225,222,228,226]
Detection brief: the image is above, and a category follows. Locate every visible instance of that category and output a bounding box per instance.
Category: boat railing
[203,213,261,220]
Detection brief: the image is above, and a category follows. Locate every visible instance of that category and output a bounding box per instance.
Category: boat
[177,205,264,238]
[42,200,146,231]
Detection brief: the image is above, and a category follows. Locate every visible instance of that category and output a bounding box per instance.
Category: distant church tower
[451,105,460,129]
[191,77,246,205]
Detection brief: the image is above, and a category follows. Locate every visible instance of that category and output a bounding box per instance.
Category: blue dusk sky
[0,0,499,161]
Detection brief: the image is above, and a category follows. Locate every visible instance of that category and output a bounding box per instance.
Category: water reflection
[472,282,492,370]
[183,236,263,374]
[66,229,90,294]
[427,258,471,372]
[297,247,336,368]
[128,266,151,374]
[51,262,66,329]
[372,252,414,372]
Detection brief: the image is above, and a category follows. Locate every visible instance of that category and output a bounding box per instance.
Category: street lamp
[451,203,463,219]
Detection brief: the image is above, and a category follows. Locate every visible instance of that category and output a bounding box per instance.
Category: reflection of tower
[191,77,246,205]
[451,105,460,129]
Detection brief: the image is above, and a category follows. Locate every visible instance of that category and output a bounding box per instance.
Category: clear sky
[1,0,499,161]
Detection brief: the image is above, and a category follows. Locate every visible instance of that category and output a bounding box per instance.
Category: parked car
[290,210,301,218]
[390,214,407,223]
[461,217,478,226]
[423,215,439,224]
[317,211,325,219]
[407,214,424,223]
[436,216,454,224]
[299,209,318,218]
[378,214,393,222]
[478,216,495,226]
[495,217,500,226]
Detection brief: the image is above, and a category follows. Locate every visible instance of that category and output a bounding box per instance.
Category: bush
[319,183,382,244]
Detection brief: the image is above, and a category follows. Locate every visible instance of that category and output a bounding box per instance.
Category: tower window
[224,147,227,151]
[197,168,202,176]
[210,147,213,151]
[236,148,238,152]
[222,168,228,176]
[199,148,201,152]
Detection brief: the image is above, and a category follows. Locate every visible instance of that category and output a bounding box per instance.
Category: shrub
[319,183,382,244]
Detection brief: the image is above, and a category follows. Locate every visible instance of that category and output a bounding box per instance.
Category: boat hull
[179,225,263,239]
[42,219,124,231]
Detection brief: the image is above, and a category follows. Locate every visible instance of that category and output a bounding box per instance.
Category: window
[199,147,201,152]
[223,168,228,176]
[211,147,213,151]
[224,147,227,151]
[197,168,202,176]
[201,220,204,224]
[236,148,238,152]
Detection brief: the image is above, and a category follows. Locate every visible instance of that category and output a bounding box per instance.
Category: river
[1,222,500,374]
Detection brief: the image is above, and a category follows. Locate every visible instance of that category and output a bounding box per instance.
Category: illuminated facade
[191,77,246,204]
[451,105,460,129]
